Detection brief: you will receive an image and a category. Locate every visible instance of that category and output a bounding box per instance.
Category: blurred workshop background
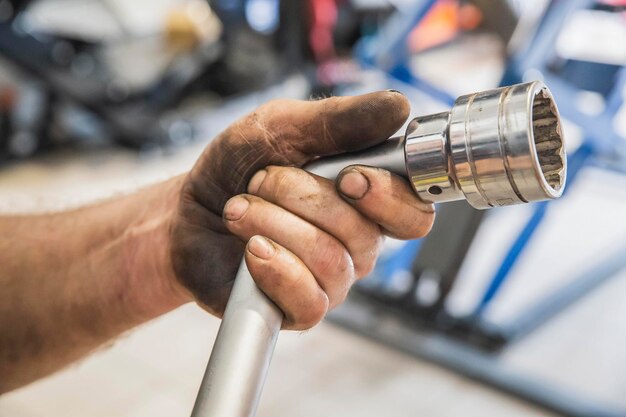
[1,0,626,416]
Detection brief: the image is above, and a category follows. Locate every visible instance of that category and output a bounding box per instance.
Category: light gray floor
[2,296,624,417]
[0,303,555,417]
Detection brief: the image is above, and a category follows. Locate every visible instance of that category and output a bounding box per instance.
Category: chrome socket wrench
[307,80,566,207]
[191,81,566,417]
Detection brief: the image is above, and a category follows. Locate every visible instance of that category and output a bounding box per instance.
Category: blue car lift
[328,1,626,416]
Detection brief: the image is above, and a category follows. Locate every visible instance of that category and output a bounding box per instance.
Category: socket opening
[531,88,565,193]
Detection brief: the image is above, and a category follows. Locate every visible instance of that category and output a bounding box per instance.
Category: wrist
[121,175,191,320]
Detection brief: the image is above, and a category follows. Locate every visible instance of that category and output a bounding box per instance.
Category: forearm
[0,175,189,393]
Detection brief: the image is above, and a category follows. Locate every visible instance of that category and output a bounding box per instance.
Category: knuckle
[294,294,328,329]
[354,254,378,279]
[338,213,382,270]
[312,235,353,280]
[352,232,383,278]
[263,166,321,204]
[310,235,355,309]
[331,285,350,308]
[262,166,295,197]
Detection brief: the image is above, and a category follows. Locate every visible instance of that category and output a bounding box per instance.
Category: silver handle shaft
[190,261,282,417]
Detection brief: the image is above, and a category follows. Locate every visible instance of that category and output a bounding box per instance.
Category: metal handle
[191,81,567,417]
[190,261,281,417]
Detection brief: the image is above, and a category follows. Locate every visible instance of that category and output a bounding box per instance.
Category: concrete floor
[0,303,555,417]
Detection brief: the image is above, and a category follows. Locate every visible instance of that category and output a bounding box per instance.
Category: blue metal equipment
[328,1,626,416]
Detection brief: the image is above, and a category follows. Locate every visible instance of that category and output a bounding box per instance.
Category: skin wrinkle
[321,112,340,154]
[231,156,268,204]
[312,231,350,278]
[179,202,229,234]
[239,109,304,167]
[227,143,283,190]
[320,99,343,152]
[257,111,308,165]
[254,114,278,144]
[220,141,260,194]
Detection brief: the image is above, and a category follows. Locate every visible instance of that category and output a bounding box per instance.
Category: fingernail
[248,169,267,194]
[248,236,275,259]
[223,197,249,221]
[338,169,369,200]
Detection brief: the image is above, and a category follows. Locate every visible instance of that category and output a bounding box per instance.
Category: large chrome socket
[405,81,566,208]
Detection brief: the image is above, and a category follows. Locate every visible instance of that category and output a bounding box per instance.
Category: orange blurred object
[408,0,482,52]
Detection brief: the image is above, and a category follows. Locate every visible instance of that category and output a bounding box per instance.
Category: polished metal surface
[423,80,566,208]
[404,111,463,203]
[304,135,407,179]
[191,261,282,417]
[191,81,567,417]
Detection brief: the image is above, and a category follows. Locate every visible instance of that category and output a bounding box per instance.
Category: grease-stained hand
[169,91,435,329]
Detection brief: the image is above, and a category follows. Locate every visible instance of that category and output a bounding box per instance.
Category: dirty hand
[167,91,435,329]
